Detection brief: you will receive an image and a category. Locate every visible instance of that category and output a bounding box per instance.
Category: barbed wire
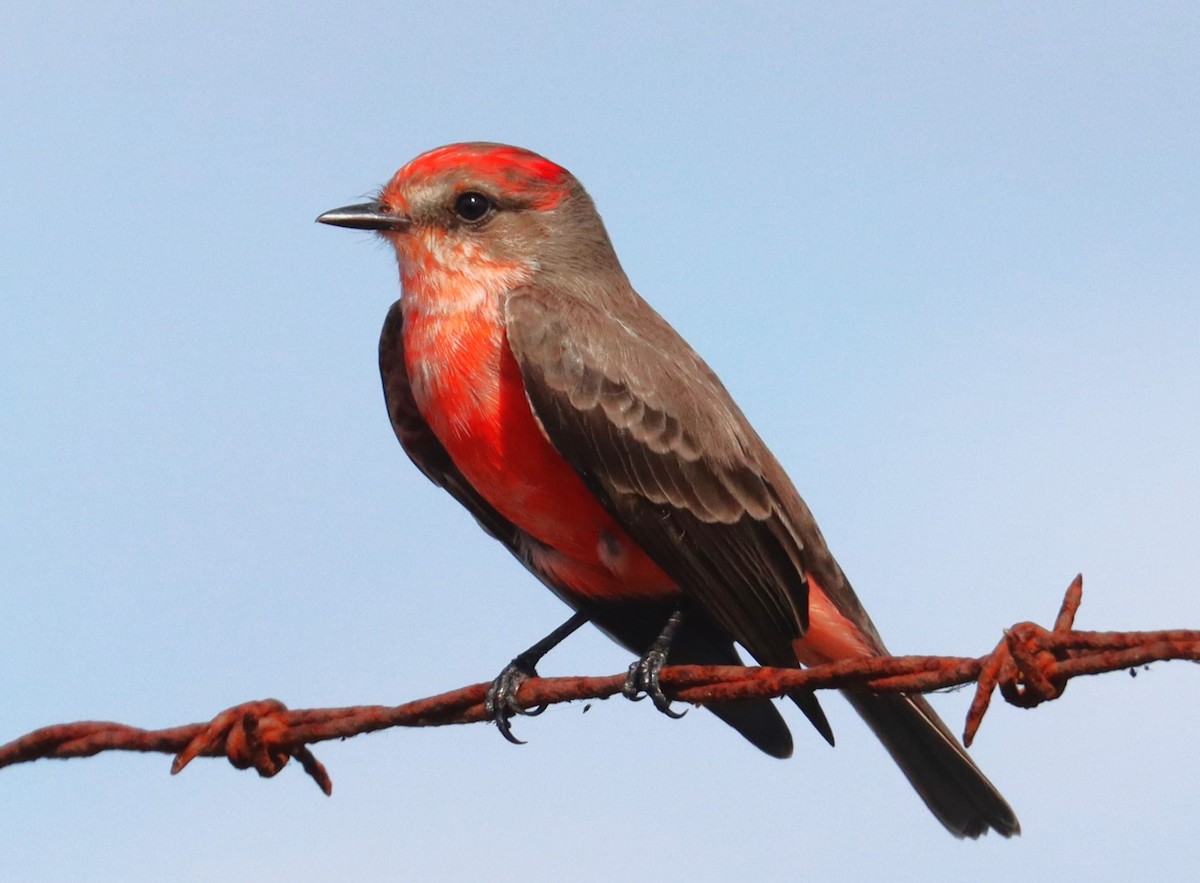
[4,575,1197,794]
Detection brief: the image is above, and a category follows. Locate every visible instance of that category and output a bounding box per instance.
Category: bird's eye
[453,191,493,222]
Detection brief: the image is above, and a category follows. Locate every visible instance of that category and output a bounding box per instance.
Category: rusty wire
[3,575,1198,794]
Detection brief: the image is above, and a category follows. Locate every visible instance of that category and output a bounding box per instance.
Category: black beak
[316,202,410,231]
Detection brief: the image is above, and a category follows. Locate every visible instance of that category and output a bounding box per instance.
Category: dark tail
[845,690,1020,838]
[665,614,796,759]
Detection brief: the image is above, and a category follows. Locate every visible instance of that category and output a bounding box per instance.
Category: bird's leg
[623,607,687,718]
[485,610,590,744]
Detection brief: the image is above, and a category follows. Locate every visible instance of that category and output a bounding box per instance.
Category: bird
[317,142,1019,838]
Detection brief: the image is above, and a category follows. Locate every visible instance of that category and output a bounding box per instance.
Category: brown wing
[378,300,796,758]
[503,284,888,665]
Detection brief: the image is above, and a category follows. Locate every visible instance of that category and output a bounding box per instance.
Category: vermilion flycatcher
[318,143,1019,838]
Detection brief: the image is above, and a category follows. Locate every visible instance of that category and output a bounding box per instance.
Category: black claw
[623,660,647,702]
[496,715,525,745]
[621,607,687,719]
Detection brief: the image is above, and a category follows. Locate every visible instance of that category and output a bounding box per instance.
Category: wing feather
[504,288,822,664]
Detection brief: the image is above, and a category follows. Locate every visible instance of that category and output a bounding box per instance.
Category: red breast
[399,234,676,602]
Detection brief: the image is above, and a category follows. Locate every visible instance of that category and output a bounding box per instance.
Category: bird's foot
[484,656,548,745]
[482,610,590,745]
[623,648,686,718]
[622,607,687,718]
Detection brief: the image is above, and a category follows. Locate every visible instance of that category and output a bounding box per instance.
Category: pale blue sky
[3,3,1198,880]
